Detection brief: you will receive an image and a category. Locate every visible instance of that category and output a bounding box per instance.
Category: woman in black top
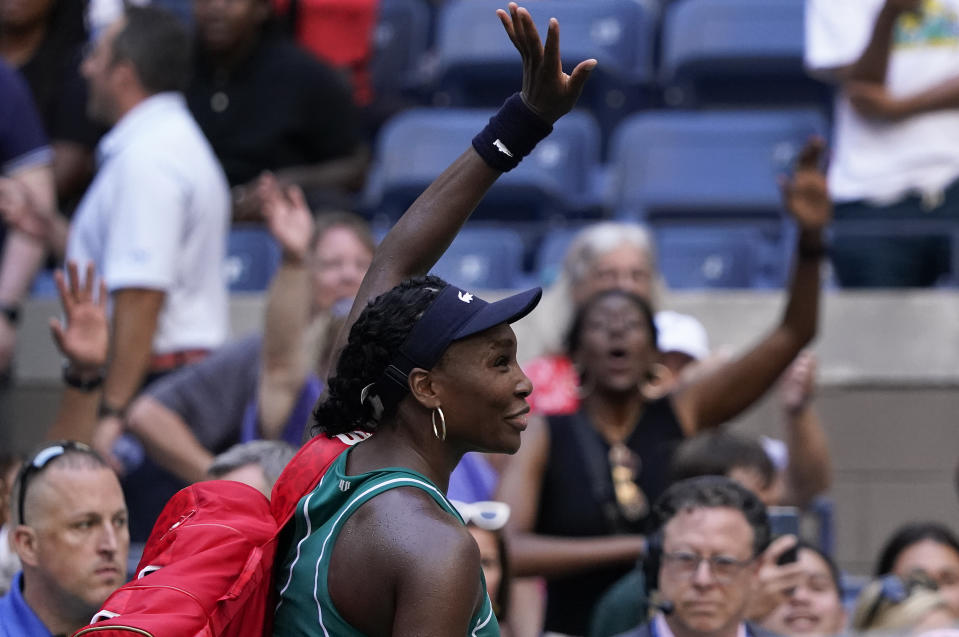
[496,139,832,636]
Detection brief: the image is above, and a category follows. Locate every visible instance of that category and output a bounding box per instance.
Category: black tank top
[537,397,684,636]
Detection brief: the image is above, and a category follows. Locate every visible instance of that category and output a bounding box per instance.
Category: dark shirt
[0,60,51,173]
[538,399,685,636]
[187,35,361,186]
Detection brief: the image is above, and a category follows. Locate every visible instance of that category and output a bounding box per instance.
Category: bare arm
[256,176,316,438]
[332,4,596,359]
[834,0,919,84]
[125,396,214,484]
[778,352,832,508]
[273,145,371,193]
[50,140,93,204]
[496,416,646,578]
[672,139,830,435]
[45,262,109,443]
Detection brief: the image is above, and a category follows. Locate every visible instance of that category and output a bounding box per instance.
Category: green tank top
[273,446,500,636]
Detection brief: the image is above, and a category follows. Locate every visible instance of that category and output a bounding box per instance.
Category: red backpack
[72,431,371,637]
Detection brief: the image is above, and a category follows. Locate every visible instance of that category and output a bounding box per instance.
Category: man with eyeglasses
[614,476,779,637]
[0,442,129,636]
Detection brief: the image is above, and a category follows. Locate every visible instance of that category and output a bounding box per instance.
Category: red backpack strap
[270,431,371,526]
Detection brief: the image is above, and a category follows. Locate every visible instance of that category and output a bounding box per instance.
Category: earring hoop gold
[432,407,447,441]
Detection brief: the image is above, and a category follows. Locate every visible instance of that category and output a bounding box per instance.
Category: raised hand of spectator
[257,172,314,264]
[780,351,817,415]
[50,261,109,377]
[781,138,831,232]
[497,2,596,124]
[747,534,806,622]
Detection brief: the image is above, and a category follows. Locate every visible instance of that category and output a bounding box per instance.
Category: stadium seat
[660,0,832,113]
[226,227,281,292]
[533,225,589,286]
[430,227,526,290]
[607,109,826,287]
[364,107,603,222]
[654,226,782,289]
[431,0,656,145]
[370,0,432,99]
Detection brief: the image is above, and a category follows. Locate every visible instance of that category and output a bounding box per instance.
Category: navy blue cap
[379,284,542,394]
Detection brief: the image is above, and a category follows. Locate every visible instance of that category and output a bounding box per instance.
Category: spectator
[875,522,959,617]
[612,476,775,637]
[271,0,378,106]
[124,184,373,487]
[758,542,847,637]
[0,441,128,636]
[670,432,781,506]
[452,500,514,632]
[496,137,830,637]
[0,453,21,596]
[188,0,367,219]
[0,0,100,205]
[68,5,230,541]
[852,573,956,633]
[206,439,296,498]
[0,60,56,380]
[805,0,959,287]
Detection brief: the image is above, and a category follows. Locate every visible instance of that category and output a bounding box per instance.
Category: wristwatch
[62,364,104,392]
[0,303,21,326]
[98,401,127,420]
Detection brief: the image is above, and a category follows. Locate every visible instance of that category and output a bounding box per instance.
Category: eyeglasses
[860,573,937,629]
[609,443,647,522]
[15,441,95,525]
[662,551,754,582]
[450,500,510,531]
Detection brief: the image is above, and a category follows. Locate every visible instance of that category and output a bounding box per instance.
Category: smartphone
[767,505,800,564]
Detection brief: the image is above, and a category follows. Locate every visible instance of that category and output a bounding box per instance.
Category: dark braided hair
[313,275,447,436]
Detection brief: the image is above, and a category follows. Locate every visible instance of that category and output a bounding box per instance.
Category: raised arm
[256,174,316,439]
[778,351,833,508]
[837,0,920,84]
[45,262,109,443]
[332,2,595,357]
[672,139,830,435]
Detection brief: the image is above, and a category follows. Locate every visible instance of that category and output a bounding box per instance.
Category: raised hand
[50,261,109,376]
[747,535,806,622]
[780,351,817,415]
[256,172,314,263]
[497,2,596,123]
[781,138,831,232]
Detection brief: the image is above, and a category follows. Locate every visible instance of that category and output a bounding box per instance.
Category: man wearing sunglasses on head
[0,441,128,637]
[614,476,778,637]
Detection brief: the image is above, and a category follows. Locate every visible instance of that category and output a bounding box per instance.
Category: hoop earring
[432,407,447,441]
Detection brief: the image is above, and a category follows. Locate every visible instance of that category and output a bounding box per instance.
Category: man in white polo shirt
[805,0,959,287]
[67,5,229,540]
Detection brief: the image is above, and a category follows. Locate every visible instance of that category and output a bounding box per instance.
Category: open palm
[50,262,109,373]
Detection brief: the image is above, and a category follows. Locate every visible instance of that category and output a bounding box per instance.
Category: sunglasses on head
[451,500,511,531]
[861,573,938,629]
[15,440,95,525]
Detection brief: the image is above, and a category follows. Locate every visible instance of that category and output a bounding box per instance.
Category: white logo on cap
[458,291,474,303]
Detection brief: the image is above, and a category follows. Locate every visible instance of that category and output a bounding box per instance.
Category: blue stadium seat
[430,227,526,289]
[608,109,827,287]
[226,227,281,292]
[432,0,656,143]
[364,107,603,222]
[655,226,781,289]
[371,0,433,99]
[660,0,832,112]
[534,225,588,286]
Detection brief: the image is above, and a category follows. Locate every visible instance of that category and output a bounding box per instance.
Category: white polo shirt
[67,92,230,354]
[805,0,959,205]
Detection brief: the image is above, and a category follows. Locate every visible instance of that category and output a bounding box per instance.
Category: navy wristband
[472,93,553,172]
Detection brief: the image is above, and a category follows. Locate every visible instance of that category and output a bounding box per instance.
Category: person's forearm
[274,146,371,192]
[844,4,903,83]
[46,386,101,443]
[779,230,822,347]
[898,75,959,116]
[783,405,833,508]
[259,260,313,438]
[126,396,214,484]
[0,230,45,304]
[508,532,645,578]
[102,288,165,410]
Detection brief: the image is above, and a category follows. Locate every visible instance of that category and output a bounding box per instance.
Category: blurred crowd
[0,0,958,636]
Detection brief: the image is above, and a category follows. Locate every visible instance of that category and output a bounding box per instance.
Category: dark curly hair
[313,275,447,436]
